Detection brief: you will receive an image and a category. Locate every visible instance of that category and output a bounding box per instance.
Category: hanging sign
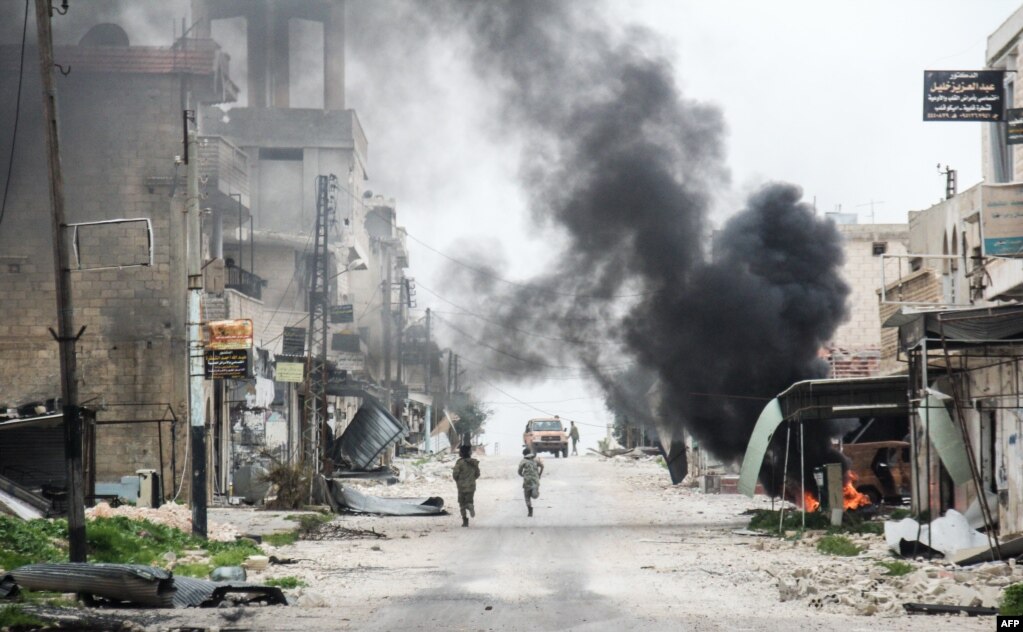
[282,327,306,356]
[275,360,305,383]
[204,348,250,379]
[923,70,1005,121]
[1007,108,1023,145]
[206,319,253,350]
[330,304,355,323]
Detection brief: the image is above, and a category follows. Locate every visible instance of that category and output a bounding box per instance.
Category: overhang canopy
[738,376,910,497]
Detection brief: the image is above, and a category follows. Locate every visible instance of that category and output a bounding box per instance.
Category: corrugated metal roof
[334,397,406,470]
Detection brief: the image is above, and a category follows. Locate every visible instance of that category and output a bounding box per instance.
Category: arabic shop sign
[1008,108,1023,145]
[275,357,305,383]
[206,319,253,350]
[282,327,306,356]
[923,70,1005,121]
[330,304,354,323]
[204,348,250,379]
[981,183,1023,257]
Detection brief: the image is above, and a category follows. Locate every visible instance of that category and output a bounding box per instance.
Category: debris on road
[303,522,387,541]
[1,562,287,608]
[902,602,998,616]
[323,479,444,516]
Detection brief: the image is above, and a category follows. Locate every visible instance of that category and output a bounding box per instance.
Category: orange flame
[843,471,872,510]
[802,491,820,513]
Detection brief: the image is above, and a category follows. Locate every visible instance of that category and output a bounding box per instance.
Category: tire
[554,450,560,458]
[562,448,568,458]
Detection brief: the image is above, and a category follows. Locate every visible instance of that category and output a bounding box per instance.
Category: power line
[332,179,660,300]
[432,312,634,372]
[0,0,29,232]
[453,353,597,381]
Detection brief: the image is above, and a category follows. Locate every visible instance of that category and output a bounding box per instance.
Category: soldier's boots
[462,516,469,527]
[528,506,533,517]
[469,505,475,518]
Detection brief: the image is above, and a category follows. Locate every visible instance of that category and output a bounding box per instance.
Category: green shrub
[0,516,67,570]
[816,534,861,557]
[264,531,298,547]
[263,576,306,589]
[172,562,214,578]
[877,560,913,576]
[1000,583,1023,615]
[747,509,831,533]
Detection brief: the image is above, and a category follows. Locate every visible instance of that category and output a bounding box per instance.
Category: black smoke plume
[402,1,850,488]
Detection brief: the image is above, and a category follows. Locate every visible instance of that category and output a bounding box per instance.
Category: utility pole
[184,118,207,539]
[424,308,431,452]
[382,247,393,410]
[35,0,86,562]
[304,175,336,479]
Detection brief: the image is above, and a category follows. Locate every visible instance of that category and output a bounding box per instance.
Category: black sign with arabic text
[1007,108,1023,145]
[923,70,1005,121]
[282,327,306,356]
[204,348,250,379]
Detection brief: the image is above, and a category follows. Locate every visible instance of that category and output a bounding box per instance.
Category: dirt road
[143,455,993,631]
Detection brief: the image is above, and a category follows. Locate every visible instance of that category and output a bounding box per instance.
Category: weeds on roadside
[1001,582,1023,615]
[263,576,306,589]
[0,605,44,630]
[877,560,913,576]
[265,511,334,547]
[816,534,861,556]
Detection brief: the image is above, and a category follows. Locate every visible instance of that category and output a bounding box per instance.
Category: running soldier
[518,447,544,517]
[452,444,480,527]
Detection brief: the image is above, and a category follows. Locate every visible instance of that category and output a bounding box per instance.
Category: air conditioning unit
[136,469,163,508]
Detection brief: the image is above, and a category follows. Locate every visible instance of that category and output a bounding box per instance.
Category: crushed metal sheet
[4,563,287,608]
[11,563,175,607]
[326,479,445,516]
[171,577,287,608]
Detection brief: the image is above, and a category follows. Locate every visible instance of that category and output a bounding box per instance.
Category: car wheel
[562,448,568,458]
[555,450,560,458]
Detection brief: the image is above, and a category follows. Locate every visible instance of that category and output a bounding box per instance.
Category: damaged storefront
[886,304,1023,548]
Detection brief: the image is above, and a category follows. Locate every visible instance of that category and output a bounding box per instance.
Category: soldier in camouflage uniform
[518,447,544,517]
[452,444,480,527]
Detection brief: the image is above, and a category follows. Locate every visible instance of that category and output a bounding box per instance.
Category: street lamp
[328,257,368,281]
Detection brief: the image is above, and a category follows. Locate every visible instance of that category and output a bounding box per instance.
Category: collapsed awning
[738,376,910,497]
[330,396,407,470]
[884,304,1023,349]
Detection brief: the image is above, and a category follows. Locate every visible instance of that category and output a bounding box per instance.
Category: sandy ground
[131,454,1002,631]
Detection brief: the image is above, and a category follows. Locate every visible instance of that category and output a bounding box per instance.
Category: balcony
[225,260,265,301]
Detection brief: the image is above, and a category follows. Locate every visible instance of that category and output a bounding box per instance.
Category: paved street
[144,456,992,631]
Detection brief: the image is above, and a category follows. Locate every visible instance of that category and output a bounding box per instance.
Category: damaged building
[0,0,450,513]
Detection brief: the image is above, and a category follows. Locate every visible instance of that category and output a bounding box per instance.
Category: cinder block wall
[0,69,188,491]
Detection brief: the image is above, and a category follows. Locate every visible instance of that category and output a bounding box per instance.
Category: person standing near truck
[452,444,480,527]
[518,448,544,517]
[568,421,580,456]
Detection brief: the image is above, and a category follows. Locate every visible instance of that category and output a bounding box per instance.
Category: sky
[343,1,1023,454]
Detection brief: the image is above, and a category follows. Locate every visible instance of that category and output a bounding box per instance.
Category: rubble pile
[774,534,1020,616]
[86,502,240,542]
